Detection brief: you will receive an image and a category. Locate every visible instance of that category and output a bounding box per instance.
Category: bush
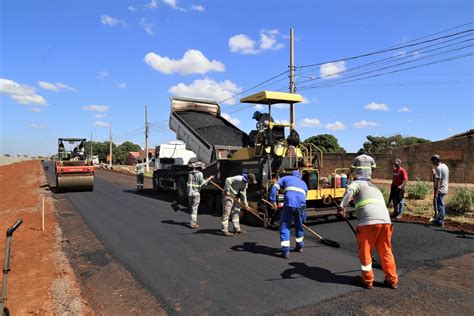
[447,187,474,215]
[407,180,430,200]
[379,187,390,205]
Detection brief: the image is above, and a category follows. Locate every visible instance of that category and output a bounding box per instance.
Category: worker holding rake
[187,162,213,229]
[269,170,308,259]
[339,180,399,289]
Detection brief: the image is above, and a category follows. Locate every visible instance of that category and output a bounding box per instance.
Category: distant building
[139,148,156,161]
[127,152,140,165]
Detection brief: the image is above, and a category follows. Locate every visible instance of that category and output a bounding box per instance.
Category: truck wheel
[176,177,187,201]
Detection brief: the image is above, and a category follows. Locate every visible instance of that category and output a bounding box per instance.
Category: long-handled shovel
[328,195,380,265]
[210,181,340,248]
[258,198,341,248]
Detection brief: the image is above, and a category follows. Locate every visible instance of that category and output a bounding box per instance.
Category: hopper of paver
[169,96,250,165]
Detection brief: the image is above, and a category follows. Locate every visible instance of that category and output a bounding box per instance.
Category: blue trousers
[280,206,306,254]
[434,193,445,225]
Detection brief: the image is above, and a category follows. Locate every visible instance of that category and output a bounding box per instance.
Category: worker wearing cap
[339,180,398,289]
[389,159,408,219]
[252,111,273,128]
[135,159,148,190]
[269,170,308,259]
[430,155,449,227]
[221,173,257,237]
[351,150,376,181]
[187,162,214,229]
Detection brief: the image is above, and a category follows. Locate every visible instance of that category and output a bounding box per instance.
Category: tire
[176,176,187,202]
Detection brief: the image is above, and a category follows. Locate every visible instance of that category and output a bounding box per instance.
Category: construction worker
[339,180,398,289]
[221,173,257,237]
[351,150,376,181]
[430,155,449,227]
[187,162,213,229]
[135,159,147,190]
[252,111,273,129]
[269,170,308,259]
[389,159,408,219]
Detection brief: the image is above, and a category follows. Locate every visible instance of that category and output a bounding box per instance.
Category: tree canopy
[303,134,346,153]
[358,135,430,154]
[84,141,141,164]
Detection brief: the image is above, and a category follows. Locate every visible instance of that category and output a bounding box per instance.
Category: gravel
[177,111,250,147]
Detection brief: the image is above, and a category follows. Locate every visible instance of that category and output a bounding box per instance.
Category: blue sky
[1,0,473,156]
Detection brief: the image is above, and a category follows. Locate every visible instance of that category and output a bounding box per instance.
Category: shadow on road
[123,189,176,203]
[194,229,223,236]
[230,242,281,258]
[161,219,190,228]
[434,229,474,239]
[274,262,360,287]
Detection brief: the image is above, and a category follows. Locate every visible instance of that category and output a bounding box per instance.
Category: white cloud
[259,29,284,50]
[229,34,258,54]
[299,118,322,127]
[229,29,285,54]
[100,15,126,27]
[128,6,136,12]
[144,49,225,75]
[169,78,242,105]
[0,78,47,105]
[273,103,289,109]
[365,102,389,111]
[398,107,412,112]
[83,105,109,112]
[30,107,42,112]
[94,121,110,127]
[95,113,107,118]
[326,121,346,131]
[320,61,346,79]
[301,96,310,104]
[274,119,290,125]
[140,18,154,36]
[98,71,110,80]
[222,113,240,126]
[30,124,47,129]
[190,4,204,11]
[254,104,265,110]
[145,0,159,9]
[116,82,127,89]
[354,120,378,128]
[163,0,177,8]
[38,81,77,92]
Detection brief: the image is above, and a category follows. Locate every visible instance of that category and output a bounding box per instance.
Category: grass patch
[446,187,474,215]
[407,180,430,200]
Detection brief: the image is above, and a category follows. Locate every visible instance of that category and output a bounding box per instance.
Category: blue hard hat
[252,111,262,119]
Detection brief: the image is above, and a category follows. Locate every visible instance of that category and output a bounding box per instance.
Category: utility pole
[145,105,149,172]
[289,27,296,131]
[109,123,113,168]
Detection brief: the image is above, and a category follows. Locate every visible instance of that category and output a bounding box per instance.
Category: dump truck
[55,138,94,192]
[155,93,350,225]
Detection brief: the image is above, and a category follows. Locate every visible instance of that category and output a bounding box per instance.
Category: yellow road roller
[55,138,94,192]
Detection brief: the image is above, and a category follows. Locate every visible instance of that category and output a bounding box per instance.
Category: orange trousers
[357,224,398,286]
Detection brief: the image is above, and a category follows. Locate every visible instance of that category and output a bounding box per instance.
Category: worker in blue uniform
[269,170,308,259]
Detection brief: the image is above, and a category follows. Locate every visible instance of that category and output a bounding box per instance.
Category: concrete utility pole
[289,27,296,131]
[109,123,113,168]
[145,105,149,172]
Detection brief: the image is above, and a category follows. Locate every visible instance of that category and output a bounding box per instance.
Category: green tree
[84,141,117,162]
[358,135,430,154]
[114,141,141,164]
[303,134,346,153]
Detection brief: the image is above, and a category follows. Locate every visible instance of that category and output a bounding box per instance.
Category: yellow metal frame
[240,91,303,104]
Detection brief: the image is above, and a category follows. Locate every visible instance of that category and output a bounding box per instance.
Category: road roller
[55,138,94,192]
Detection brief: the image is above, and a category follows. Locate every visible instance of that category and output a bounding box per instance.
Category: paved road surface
[45,164,474,315]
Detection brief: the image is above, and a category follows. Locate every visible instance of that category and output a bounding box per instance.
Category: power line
[298,52,474,91]
[296,25,473,69]
[302,80,474,89]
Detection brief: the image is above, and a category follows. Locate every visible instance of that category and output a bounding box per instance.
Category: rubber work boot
[294,247,304,253]
[384,280,399,289]
[233,229,247,235]
[281,253,290,259]
[190,223,200,229]
[171,201,180,212]
[222,231,234,237]
[429,217,436,223]
[395,214,403,220]
[358,277,373,289]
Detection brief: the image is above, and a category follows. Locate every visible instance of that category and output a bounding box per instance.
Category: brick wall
[320,135,473,183]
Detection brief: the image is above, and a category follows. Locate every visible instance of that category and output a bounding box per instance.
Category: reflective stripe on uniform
[187,184,201,188]
[361,263,372,272]
[295,236,304,243]
[355,198,386,209]
[281,240,290,247]
[274,184,281,190]
[284,186,306,195]
[353,166,372,169]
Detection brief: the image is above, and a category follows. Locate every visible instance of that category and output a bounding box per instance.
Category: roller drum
[56,173,94,192]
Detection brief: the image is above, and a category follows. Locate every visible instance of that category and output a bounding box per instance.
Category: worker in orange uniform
[339,180,398,289]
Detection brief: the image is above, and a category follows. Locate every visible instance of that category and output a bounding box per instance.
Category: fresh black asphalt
[46,165,474,315]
